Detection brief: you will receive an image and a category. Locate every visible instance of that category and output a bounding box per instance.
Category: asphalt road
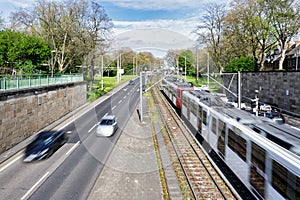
[0,79,140,200]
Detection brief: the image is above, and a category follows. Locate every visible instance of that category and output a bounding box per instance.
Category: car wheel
[46,149,54,158]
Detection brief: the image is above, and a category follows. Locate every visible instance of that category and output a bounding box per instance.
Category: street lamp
[196,47,199,85]
[207,52,209,88]
[101,55,104,90]
[296,48,299,71]
[51,50,56,77]
[184,56,186,81]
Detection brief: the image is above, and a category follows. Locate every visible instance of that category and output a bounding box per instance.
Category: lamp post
[101,55,104,90]
[184,56,187,81]
[207,52,209,88]
[296,49,299,71]
[196,47,199,85]
[51,50,56,77]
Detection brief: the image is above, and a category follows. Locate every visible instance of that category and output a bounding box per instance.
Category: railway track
[150,86,239,199]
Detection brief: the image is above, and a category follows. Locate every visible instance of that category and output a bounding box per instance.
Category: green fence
[0,74,84,91]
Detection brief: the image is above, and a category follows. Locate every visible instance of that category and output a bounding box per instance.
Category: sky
[0,0,230,57]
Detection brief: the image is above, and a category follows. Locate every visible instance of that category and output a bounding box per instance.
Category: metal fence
[0,74,84,91]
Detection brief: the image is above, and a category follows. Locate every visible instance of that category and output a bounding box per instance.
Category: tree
[266,0,300,70]
[0,30,50,74]
[178,50,194,75]
[0,12,4,30]
[10,0,113,78]
[224,0,277,71]
[224,56,255,72]
[195,3,227,72]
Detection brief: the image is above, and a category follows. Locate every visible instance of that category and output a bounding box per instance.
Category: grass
[87,74,136,101]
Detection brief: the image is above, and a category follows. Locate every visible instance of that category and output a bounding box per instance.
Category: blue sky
[0,0,230,56]
[0,0,229,38]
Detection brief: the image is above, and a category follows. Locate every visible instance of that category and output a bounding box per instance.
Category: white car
[96,115,118,137]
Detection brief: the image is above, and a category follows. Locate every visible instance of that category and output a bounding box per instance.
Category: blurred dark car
[128,80,135,85]
[265,112,285,125]
[24,131,67,162]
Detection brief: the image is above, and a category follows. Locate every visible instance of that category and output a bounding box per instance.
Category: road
[0,79,140,200]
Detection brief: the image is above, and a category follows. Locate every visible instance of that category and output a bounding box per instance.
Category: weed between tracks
[149,88,194,200]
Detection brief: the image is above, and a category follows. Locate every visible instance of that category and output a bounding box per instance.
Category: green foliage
[88,75,136,101]
[178,50,195,75]
[225,56,256,72]
[0,30,50,74]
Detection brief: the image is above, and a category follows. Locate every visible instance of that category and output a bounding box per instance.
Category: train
[160,76,300,200]
[161,76,194,109]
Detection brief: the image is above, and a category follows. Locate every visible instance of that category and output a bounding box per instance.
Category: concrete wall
[223,71,300,116]
[0,82,86,154]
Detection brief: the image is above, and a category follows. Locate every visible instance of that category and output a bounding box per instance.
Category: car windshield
[100,119,114,125]
[28,135,52,148]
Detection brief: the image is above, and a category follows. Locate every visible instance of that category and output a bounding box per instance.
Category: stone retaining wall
[0,82,86,154]
[222,71,300,116]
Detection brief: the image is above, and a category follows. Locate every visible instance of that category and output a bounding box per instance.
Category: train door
[190,99,198,130]
[250,142,266,199]
[209,115,219,152]
[176,88,181,108]
[181,93,188,118]
[197,105,202,134]
[217,120,226,159]
[171,86,177,106]
[201,108,209,141]
[225,126,249,185]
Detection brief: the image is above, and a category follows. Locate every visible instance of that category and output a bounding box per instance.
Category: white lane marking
[88,123,98,133]
[112,105,116,110]
[118,100,122,104]
[21,171,50,200]
[66,141,80,156]
[0,155,22,173]
[123,96,127,99]
[104,113,108,117]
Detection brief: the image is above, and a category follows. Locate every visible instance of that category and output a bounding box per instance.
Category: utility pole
[140,72,143,122]
[196,47,199,85]
[207,52,210,88]
[184,56,187,81]
[101,55,104,90]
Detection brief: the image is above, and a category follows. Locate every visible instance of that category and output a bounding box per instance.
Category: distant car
[128,80,135,85]
[265,112,285,125]
[227,100,246,110]
[96,115,118,137]
[24,131,67,162]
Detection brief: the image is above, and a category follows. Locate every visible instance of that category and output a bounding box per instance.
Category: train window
[212,117,217,135]
[250,142,266,197]
[228,128,247,161]
[203,110,207,126]
[217,120,226,157]
[272,160,300,200]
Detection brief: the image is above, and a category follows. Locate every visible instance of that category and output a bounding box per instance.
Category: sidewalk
[88,96,163,200]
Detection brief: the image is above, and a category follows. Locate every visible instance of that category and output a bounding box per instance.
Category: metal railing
[0,74,84,91]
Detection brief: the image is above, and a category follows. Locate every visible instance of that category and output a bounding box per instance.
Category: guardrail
[0,74,84,91]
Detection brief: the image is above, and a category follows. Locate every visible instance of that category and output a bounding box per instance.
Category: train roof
[183,88,300,157]
[184,90,228,107]
[163,76,193,88]
[250,122,300,149]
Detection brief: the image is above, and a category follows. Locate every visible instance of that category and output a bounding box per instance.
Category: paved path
[88,97,163,200]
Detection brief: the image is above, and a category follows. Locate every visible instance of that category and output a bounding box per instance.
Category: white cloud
[113,17,200,40]
[102,0,228,11]
[112,28,196,57]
